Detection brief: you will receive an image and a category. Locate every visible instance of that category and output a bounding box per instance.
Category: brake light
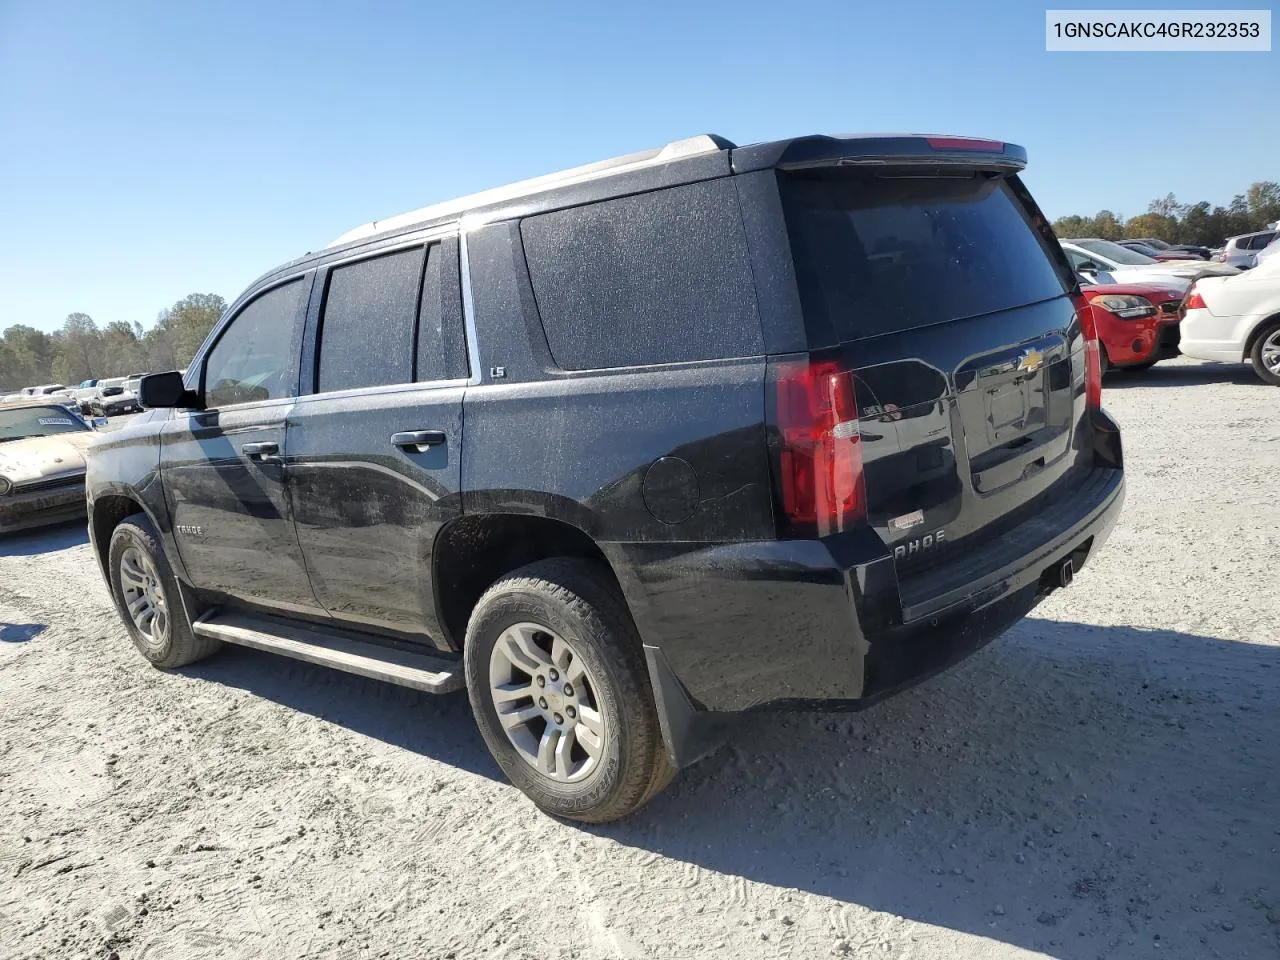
[925,137,1004,152]
[1184,286,1206,310]
[1074,295,1103,410]
[773,358,866,537]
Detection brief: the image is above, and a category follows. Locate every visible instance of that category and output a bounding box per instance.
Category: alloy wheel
[119,546,169,649]
[1262,329,1280,376]
[488,622,606,783]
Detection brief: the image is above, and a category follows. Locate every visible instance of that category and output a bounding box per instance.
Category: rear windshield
[1074,239,1154,265]
[782,172,1068,342]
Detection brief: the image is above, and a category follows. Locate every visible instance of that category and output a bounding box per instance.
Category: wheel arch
[432,512,630,650]
[1242,311,1280,361]
[89,491,157,579]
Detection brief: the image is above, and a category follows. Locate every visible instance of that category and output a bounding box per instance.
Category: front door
[161,273,323,616]
[285,237,469,643]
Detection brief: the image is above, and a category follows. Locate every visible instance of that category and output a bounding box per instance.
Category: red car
[1080,279,1185,372]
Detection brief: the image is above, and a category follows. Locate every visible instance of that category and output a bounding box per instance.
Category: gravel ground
[1,357,1277,960]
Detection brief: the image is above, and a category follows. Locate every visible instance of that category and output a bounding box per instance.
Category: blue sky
[1,0,1275,333]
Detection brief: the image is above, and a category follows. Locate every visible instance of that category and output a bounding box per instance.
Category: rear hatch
[774,155,1096,601]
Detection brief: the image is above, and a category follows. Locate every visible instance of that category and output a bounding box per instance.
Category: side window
[416,238,469,382]
[1250,233,1275,250]
[204,279,307,408]
[1065,249,1089,269]
[317,247,423,393]
[520,179,763,370]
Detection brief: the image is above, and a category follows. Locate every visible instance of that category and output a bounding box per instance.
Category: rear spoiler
[731,134,1027,174]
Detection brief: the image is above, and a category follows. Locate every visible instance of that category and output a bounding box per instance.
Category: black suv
[87,133,1124,822]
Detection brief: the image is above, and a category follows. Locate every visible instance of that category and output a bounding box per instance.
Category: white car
[1061,239,1238,285]
[1181,254,1280,385]
[1254,235,1279,269]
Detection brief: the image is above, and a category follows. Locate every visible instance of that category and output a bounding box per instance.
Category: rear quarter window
[782,172,1068,342]
[520,179,763,370]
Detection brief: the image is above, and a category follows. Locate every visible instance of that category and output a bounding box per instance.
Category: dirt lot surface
[1,357,1277,960]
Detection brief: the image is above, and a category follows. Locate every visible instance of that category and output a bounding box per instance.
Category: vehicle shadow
[595,620,1280,958]
[0,622,46,642]
[1106,361,1260,389]
[0,521,89,556]
[186,644,503,783]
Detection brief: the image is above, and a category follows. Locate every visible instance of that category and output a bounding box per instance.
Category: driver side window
[204,279,307,408]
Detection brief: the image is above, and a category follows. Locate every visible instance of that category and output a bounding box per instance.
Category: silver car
[1216,230,1277,269]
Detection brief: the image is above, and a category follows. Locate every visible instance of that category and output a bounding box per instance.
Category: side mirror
[140,371,202,409]
[92,417,109,430]
[1077,261,1101,274]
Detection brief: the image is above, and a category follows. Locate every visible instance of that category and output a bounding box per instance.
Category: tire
[107,512,220,668]
[1121,360,1159,372]
[1248,320,1280,386]
[463,558,675,823]
[1098,344,1111,377]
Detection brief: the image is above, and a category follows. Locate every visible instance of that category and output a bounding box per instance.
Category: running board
[192,610,463,694]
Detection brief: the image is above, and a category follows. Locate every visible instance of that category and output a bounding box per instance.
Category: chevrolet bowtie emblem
[1017,349,1045,374]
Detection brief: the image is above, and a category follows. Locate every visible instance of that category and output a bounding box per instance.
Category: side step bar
[192,610,463,694]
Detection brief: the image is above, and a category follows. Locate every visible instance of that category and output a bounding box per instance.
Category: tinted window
[783,173,1068,341]
[318,247,422,393]
[416,238,469,382]
[1248,232,1275,250]
[521,179,762,370]
[205,279,306,407]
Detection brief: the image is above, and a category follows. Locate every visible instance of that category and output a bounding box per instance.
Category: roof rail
[326,134,735,248]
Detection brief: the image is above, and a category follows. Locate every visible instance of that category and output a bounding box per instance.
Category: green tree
[1,325,55,387]
[1093,210,1124,240]
[1125,213,1179,241]
[1245,181,1280,227]
[153,293,226,369]
[56,312,102,385]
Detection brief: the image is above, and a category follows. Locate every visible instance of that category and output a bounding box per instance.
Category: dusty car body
[0,402,101,533]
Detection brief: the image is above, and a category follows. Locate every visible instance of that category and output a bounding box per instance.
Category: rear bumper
[611,418,1125,767]
[1179,308,1250,362]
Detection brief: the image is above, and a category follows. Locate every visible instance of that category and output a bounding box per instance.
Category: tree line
[0,293,225,392]
[1052,180,1280,246]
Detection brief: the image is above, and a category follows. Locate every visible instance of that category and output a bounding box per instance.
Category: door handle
[242,441,279,459]
[391,430,447,448]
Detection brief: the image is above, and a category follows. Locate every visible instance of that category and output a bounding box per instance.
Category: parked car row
[1,373,152,416]
[1063,232,1280,385]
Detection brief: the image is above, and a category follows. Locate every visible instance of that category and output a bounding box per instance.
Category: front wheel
[1249,321,1280,386]
[107,513,220,668]
[463,558,675,823]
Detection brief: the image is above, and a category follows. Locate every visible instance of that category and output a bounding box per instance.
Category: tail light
[1074,294,1103,410]
[772,358,866,537]
[1184,285,1206,310]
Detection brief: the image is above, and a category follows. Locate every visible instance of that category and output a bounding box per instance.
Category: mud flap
[643,644,730,769]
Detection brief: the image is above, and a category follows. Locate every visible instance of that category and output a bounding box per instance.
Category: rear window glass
[782,173,1068,342]
[318,247,423,393]
[521,179,763,370]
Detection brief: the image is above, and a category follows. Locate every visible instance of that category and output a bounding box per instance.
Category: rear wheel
[107,513,220,668]
[463,558,675,822]
[1249,321,1280,386]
